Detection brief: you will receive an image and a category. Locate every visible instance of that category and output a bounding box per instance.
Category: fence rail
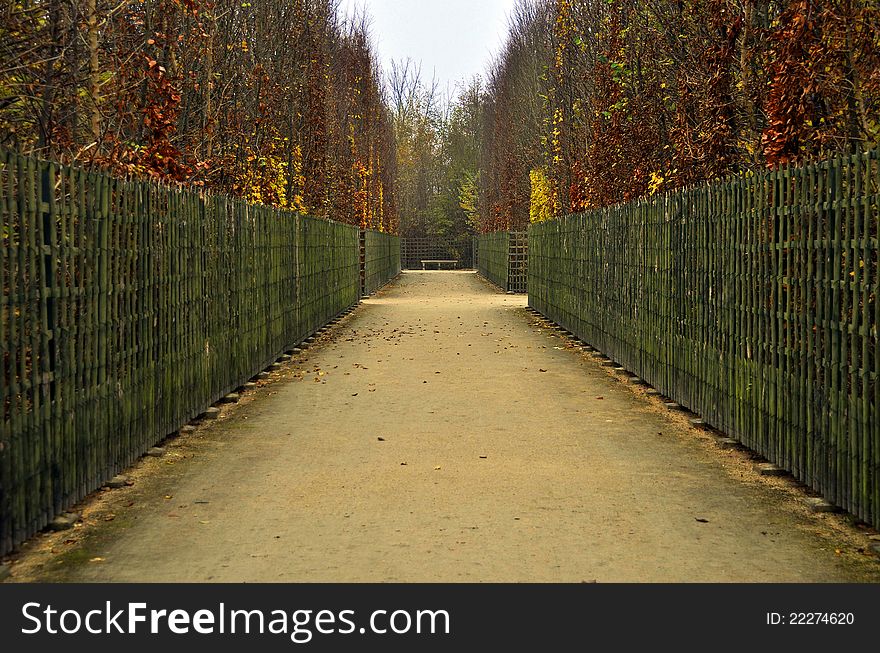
[0,149,398,554]
[529,148,879,527]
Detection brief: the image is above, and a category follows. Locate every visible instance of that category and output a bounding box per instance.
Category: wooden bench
[421,260,459,270]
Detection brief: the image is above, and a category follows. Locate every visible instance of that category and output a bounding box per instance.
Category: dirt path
[7,272,880,582]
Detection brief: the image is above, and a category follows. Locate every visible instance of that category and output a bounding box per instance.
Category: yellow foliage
[235,137,302,211]
[240,150,287,208]
[289,145,307,213]
[648,171,664,194]
[353,159,370,228]
[530,167,558,223]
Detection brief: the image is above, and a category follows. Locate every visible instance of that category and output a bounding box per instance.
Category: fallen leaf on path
[695,518,709,523]
[539,369,548,373]
[434,466,441,471]
[377,437,385,442]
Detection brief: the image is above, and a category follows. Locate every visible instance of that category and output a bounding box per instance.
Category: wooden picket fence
[475,231,510,290]
[363,229,401,296]
[0,149,398,554]
[529,148,879,527]
[475,231,528,293]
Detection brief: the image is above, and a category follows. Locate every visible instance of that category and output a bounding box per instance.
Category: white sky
[339,0,517,97]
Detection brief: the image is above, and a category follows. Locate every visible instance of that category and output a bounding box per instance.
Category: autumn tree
[0,0,399,231]
[476,0,880,231]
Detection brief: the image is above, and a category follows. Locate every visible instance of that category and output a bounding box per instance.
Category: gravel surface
[6,272,880,582]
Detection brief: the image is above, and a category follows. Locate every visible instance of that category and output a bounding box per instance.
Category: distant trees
[436,79,484,241]
[388,58,444,240]
[478,0,880,230]
[0,0,397,231]
[389,59,482,253]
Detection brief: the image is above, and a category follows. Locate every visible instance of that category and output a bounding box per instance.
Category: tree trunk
[87,0,101,147]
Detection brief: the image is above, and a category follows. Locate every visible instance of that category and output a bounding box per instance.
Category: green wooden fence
[476,231,510,290]
[0,148,398,554]
[364,229,401,296]
[476,231,528,292]
[530,148,879,527]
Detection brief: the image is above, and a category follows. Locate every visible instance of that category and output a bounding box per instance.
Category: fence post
[359,228,366,299]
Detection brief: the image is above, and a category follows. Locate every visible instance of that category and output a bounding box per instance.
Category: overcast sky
[339,0,517,97]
